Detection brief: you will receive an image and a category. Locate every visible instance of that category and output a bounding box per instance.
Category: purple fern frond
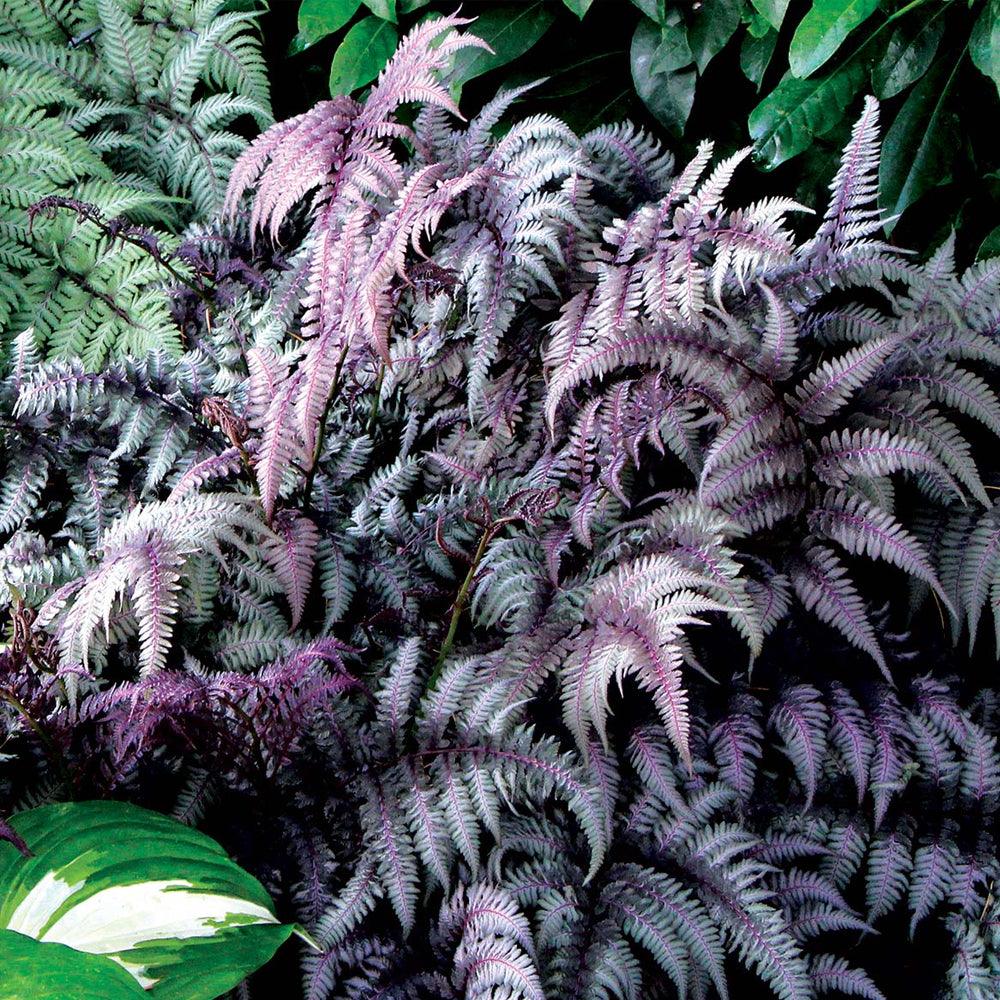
[264,509,319,629]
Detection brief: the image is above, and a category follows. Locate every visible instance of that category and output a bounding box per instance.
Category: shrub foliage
[2,12,1000,1000]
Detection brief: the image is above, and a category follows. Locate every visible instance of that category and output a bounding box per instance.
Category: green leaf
[513,49,633,131]
[363,0,397,22]
[872,6,944,98]
[523,49,621,98]
[747,10,774,38]
[631,16,696,136]
[741,26,779,88]
[630,0,665,21]
[788,0,880,78]
[751,0,790,31]
[0,930,147,1000]
[749,60,866,167]
[880,55,960,231]
[328,15,398,96]
[0,802,303,1000]
[298,0,363,46]
[451,3,556,87]
[970,0,1000,97]
[688,0,743,73]
[98,0,155,97]
[562,0,596,17]
[650,10,693,74]
[978,225,1000,260]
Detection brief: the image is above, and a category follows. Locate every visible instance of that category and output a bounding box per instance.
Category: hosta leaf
[0,802,304,1000]
[328,16,398,96]
[749,59,865,167]
[0,929,146,1000]
[788,0,879,79]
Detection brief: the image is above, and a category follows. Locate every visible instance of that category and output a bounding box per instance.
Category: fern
[2,18,1000,1000]
[0,0,270,364]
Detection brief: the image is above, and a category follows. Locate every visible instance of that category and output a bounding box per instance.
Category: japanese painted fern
[0,0,270,363]
[2,17,999,1000]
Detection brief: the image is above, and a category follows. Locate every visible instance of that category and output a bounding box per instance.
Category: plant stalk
[428,525,493,689]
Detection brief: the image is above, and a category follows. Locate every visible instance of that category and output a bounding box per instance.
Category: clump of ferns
[24,195,275,349]
[0,0,273,363]
[3,16,1000,997]
[542,97,1000,693]
[9,14,1000,773]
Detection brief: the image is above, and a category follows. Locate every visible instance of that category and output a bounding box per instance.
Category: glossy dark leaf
[298,0,363,48]
[562,0,597,18]
[970,0,1000,97]
[788,0,880,79]
[451,3,556,87]
[650,10,693,74]
[749,60,866,167]
[880,56,960,231]
[751,0,791,31]
[741,25,779,89]
[978,225,1000,260]
[540,52,636,131]
[688,0,743,73]
[530,50,624,99]
[631,16,696,136]
[363,0,397,22]
[629,0,664,21]
[872,6,945,99]
[328,16,398,96]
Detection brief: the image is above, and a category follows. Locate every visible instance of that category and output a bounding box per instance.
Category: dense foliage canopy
[2,2,1000,998]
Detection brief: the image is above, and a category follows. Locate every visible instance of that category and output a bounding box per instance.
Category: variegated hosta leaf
[0,801,309,999]
[0,928,146,999]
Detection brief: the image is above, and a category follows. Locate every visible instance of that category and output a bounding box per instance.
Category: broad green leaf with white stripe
[0,929,146,999]
[0,801,309,999]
